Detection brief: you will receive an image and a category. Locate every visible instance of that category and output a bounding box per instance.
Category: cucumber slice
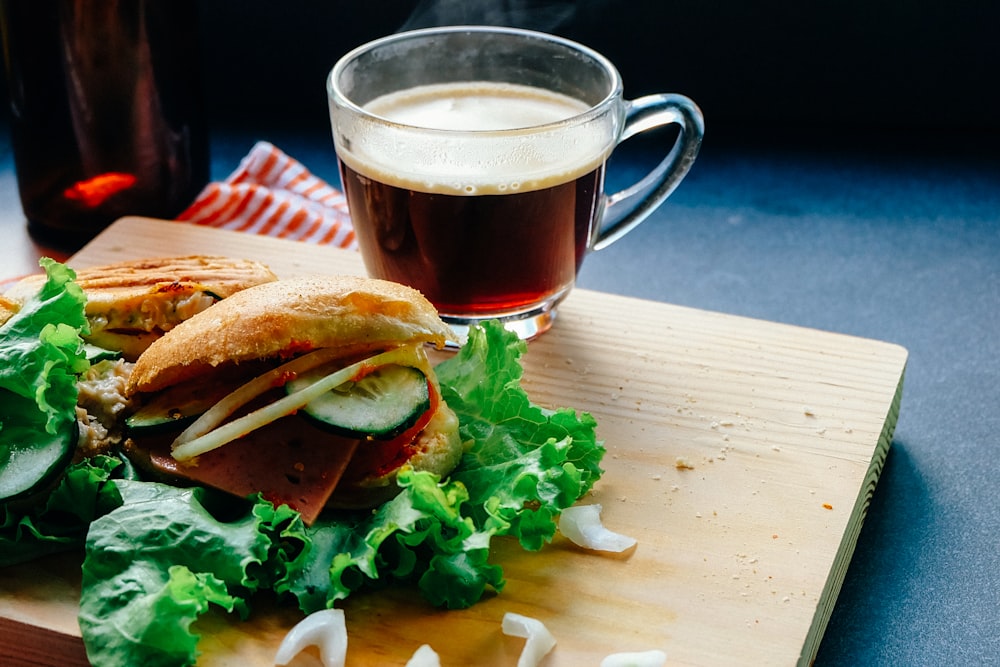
[82,343,122,363]
[0,397,78,502]
[286,364,430,439]
[126,383,235,435]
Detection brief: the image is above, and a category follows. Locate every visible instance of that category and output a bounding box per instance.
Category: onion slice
[171,345,424,461]
[173,347,342,447]
[559,504,637,553]
[273,608,347,667]
[600,649,668,667]
[502,612,557,667]
[404,644,441,667]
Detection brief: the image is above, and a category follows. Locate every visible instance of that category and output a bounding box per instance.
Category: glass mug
[327,26,703,339]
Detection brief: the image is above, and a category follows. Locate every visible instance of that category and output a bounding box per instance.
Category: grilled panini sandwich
[4,255,277,359]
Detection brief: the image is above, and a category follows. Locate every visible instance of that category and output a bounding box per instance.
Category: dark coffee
[336,81,610,318]
[340,160,604,316]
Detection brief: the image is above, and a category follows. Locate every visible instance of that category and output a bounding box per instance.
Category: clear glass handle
[592,94,704,251]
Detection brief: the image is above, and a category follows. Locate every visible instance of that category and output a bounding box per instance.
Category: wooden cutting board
[0,217,907,666]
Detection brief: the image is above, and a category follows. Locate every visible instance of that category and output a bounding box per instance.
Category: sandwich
[122,275,464,523]
[1,259,604,666]
[3,255,277,360]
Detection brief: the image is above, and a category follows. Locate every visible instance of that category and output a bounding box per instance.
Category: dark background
[194,0,1000,150]
[3,0,997,160]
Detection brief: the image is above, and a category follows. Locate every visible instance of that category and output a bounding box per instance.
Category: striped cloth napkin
[177,141,357,250]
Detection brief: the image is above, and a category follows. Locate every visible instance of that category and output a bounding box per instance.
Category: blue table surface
[4,124,999,665]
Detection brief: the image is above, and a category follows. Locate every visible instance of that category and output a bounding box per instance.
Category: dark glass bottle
[1,0,209,250]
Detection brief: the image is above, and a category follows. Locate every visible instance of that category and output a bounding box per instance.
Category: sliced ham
[127,413,360,524]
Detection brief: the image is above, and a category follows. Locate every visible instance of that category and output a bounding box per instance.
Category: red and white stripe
[178,141,356,249]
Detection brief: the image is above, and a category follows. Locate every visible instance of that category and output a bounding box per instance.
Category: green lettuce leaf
[439,321,604,550]
[285,467,504,612]
[78,482,308,667]
[0,454,127,566]
[0,258,89,434]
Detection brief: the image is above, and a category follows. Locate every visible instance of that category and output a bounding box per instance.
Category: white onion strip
[273,608,347,667]
[171,345,422,461]
[172,347,342,447]
[502,612,557,667]
[404,644,441,667]
[600,649,668,667]
[559,504,637,553]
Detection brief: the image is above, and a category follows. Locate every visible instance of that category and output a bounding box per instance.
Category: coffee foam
[336,82,615,195]
[368,82,586,131]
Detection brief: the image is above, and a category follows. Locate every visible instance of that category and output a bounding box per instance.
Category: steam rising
[399,0,578,32]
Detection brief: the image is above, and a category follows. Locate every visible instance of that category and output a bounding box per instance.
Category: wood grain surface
[0,217,908,666]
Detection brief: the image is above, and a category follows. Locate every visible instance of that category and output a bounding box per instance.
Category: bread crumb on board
[674,456,695,470]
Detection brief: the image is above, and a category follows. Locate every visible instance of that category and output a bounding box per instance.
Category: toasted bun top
[4,255,277,305]
[4,255,279,360]
[128,275,456,394]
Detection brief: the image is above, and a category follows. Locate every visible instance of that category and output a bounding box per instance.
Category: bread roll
[124,274,461,518]
[128,274,456,394]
